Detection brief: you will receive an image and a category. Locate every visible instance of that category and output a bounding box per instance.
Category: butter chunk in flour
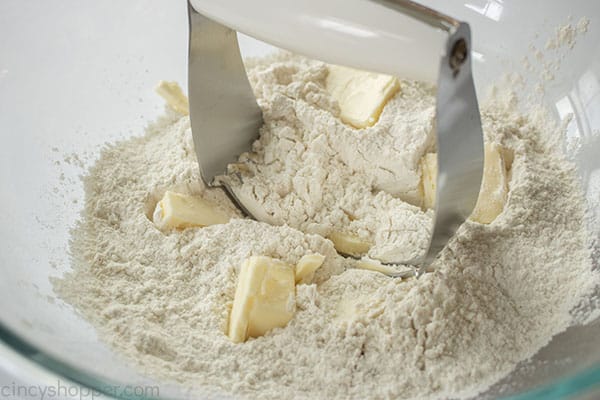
[228,256,296,343]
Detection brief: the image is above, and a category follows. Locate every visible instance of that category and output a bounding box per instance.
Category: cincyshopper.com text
[1,380,160,399]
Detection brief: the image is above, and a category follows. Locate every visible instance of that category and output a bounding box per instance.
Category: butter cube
[420,152,438,210]
[419,143,509,224]
[470,143,509,224]
[153,191,230,230]
[295,253,326,284]
[155,81,189,115]
[328,231,371,257]
[326,65,400,128]
[228,256,296,343]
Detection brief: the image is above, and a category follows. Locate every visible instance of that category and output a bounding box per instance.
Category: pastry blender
[187,0,484,277]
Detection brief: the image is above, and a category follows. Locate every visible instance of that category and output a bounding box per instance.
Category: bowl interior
[0,0,599,399]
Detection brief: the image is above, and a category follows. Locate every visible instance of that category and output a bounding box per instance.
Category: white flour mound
[54,53,599,400]
[227,54,435,263]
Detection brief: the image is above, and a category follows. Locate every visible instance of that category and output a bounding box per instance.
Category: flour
[53,53,599,400]
[545,17,590,50]
[228,54,435,262]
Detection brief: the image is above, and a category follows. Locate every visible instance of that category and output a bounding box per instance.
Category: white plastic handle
[189,0,448,83]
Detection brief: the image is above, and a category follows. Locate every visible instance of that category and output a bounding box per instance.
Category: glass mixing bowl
[1,1,599,399]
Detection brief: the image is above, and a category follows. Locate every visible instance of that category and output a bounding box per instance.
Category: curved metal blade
[187,1,263,185]
[416,23,485,274]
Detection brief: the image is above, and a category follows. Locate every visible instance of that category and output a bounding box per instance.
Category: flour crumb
[545,17,589,49]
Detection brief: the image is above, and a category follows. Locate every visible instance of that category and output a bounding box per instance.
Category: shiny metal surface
[417,23,484,272]
[373,0,459,31]
[187,2,263,185]
[188,0,484,270]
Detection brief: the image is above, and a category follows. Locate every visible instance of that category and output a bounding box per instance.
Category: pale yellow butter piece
[328,231,371,257]
[356,258,405,276]
[155,80,189,115]
[326,65,400,129]
[295,253,326,284]
[228,256,296,343]
[336,294,381,322]
[336,297,362,321]
[419,143,509,224]
[470,143,509,224]
[153,191,230,230]
[420,152,438,210]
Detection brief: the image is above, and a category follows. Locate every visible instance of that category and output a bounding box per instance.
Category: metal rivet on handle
[449,38,468,75]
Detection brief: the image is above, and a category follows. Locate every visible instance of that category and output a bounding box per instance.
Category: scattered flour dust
[53,52,599,400]
[545,17,590,50]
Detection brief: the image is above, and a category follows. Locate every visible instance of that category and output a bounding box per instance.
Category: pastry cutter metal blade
[187,0,484,277]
